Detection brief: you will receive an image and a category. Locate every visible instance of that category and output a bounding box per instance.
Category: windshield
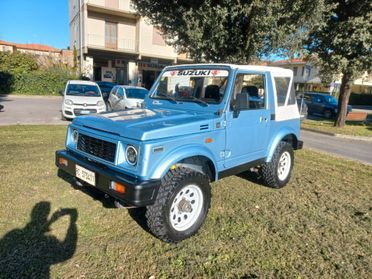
[151,69,229,104]
[126,88,148,99]
[324,95,337,104]
[66,84,101,97]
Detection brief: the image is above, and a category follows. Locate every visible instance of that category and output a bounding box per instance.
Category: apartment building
[69,0,190,89]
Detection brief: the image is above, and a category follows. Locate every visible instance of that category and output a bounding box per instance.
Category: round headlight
[64,99,73,105]
[126,145,137,166]
[97,100,105,106]
[72,129,79,143]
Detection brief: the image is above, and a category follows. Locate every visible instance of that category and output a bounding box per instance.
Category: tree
[131,0,327,63]
[0,51,38,74]
[306,0,372,127]
[73,45,78,72]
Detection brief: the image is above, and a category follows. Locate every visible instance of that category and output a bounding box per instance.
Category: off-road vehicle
[56,64,303,243]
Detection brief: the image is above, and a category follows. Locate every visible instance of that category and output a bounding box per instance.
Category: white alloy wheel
[277,151,291,181]
[169,184,204,232]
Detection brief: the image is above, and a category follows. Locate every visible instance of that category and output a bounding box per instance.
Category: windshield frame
[148,66,233,109]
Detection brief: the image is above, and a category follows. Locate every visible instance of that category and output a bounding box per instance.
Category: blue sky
[0,0,69,49]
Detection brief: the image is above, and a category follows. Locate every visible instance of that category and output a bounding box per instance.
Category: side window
[313,95,322,103]
[274,77,290,106]
[232,73,266,110]
[110,86,118,96]
[287,82,296,105]
[117,87,125,98]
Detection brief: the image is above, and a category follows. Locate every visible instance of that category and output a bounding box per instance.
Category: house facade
[69,0,190,88]
[270,58,372,94]
[0,40,73,67]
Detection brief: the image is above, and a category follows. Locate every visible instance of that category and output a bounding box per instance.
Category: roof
[0,40,60,52]
[116,85,148,90]
[68,80,99,86]
[271,58,307,65]
[165,63,293,75]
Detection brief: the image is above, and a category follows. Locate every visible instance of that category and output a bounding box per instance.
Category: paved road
[0,95,66,125]
[301,130,372,165]
[1,95,371,165]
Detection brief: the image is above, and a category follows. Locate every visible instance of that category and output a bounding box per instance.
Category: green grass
[302,118,372,137]
[0,125,371,278]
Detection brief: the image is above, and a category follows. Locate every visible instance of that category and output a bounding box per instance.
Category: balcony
[86,0,137,17]
[87,34,138,53]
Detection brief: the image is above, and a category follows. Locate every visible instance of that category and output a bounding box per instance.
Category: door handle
[260,116,268,122]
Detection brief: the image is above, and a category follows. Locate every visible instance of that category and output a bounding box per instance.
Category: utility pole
[79,0,83,74]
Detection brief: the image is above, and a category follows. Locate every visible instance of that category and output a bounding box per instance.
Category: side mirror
[59,89,64,96]
[233,93,250,118]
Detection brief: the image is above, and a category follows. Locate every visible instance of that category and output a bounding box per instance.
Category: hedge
[0,68,78,95]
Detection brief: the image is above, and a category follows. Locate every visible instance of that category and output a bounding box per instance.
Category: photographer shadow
[0,201,78,279]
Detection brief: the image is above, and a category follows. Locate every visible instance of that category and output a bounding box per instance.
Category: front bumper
[56,150,160,207]
[62,105,106,118]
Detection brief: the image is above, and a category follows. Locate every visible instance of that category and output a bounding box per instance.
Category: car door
[116,87,126,110]
[312,95,324,114]
[224,71,270,169]
[108,86,118,108]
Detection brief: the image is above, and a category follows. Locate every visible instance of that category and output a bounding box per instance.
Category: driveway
[301,130,372,165]
[0,95,66,125]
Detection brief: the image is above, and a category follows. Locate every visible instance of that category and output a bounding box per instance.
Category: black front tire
[146,167,211,243]
[260,141,294,189]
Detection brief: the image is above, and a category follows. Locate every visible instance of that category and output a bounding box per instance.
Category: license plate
[75,164,95,186]
[80,110,90,115]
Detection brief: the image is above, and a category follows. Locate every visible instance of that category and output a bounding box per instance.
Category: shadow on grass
[0,201,78,279]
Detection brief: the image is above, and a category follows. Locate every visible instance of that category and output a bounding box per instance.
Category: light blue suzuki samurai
[56,64,303,243]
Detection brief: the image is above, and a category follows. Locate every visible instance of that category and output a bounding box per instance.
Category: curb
[0,94,62,99]
[301,127,372,142]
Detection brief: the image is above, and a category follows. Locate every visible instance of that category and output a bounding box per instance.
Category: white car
[61,80,106,120]
[107,86,149,111]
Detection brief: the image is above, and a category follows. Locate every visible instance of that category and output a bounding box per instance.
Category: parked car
[61,80,106,120]
[56,64,303,243]
[96,81,115,102]
[304,92,352,119]
[107,86,149,111]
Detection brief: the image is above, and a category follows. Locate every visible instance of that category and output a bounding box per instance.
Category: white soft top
[68,80,99,86]
[167,63,293,76]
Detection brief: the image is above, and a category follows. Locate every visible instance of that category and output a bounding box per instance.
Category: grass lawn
[301,118,372,137]
[0,125,371,278]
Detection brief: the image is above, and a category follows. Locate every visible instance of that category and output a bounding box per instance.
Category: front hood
[73,108,215,141]
[65,95,102,105]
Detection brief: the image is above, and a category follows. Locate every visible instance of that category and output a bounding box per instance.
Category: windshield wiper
[154,95,179,104]
[177,96,209,107]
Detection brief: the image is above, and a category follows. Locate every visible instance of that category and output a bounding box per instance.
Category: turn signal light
[59,158,68,167]
[110,182,126,194]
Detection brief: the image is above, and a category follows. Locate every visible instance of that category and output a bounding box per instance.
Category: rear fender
[266,128,299,162]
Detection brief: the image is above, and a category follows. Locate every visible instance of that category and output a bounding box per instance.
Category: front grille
[73,109,97,116]
[77,134,116,162]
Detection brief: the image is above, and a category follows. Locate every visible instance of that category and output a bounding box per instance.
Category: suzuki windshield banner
[162,69,229,77]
